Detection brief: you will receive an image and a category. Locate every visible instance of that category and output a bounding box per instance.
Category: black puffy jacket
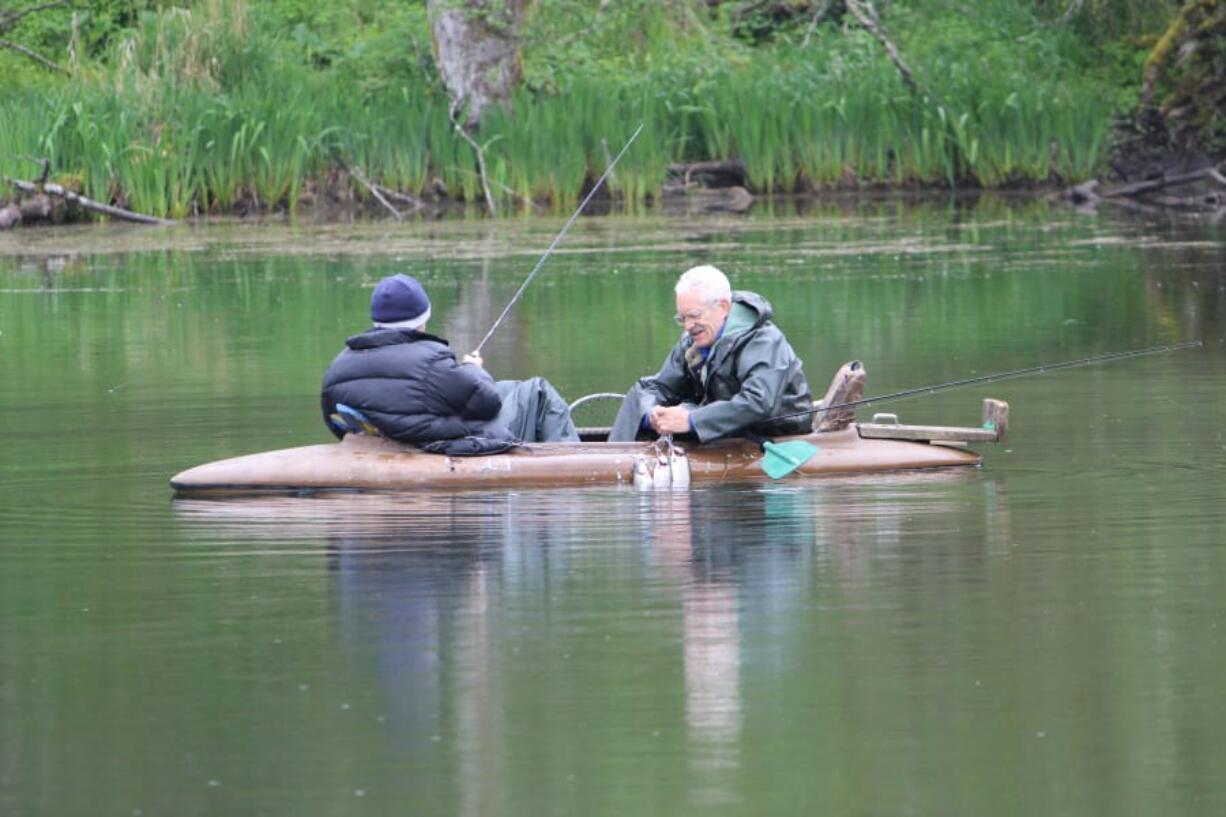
[321,328,508,443]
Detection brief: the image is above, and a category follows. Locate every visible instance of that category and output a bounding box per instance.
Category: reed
[0,0,1123,218]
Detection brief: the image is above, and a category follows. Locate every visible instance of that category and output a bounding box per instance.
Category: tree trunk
[1137,0,1226,149]
[428,0,531,131]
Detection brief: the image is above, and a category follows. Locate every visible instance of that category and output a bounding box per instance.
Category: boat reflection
[171,471,1008,809]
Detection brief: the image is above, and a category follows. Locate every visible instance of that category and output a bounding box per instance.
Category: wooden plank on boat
[858,398,1009,443]
[858,423,1000,442]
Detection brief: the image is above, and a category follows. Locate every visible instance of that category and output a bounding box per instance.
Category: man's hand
[462,351,484,368]
[650,405,691,435]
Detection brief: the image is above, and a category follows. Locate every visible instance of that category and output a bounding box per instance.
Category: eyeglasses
[674,305,713,326]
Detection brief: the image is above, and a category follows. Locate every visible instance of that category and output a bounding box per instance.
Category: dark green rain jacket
[610,291,813,442]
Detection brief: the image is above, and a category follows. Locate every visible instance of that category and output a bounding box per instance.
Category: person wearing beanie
[608,264,812,443]
[321,273,579,454]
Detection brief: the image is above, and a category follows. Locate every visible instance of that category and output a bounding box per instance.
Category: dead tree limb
[1067,179,1100,203]
[0,0,69,73]
[667,159,747,188]
[1054,0,1085,25]
[449,107,497,216]
[1100,164,1225,197]
[372,184,427,213]
[346,164,403,220]
[485,177,538,210]
[1148,191,1225,208]
[0,0,68,30]
[802,0,834,48]
[0,37,67,73]
[1063,163,1226,212]
[0,203,19,229]
[845,0,919,95]
[4,176,174,225]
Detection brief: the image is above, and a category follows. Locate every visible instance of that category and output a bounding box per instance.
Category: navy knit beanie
[370,274,432,329]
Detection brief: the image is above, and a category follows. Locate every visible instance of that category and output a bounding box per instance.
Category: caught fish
[652,453,672,489]
[668,446,690,488]
[632,455,652,490]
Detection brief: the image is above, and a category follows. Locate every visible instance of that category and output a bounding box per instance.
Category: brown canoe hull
[169,426,983,494]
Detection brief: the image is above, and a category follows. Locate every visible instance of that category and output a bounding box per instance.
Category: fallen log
[0,202,20,229]
[666,159,747,188]
[3,176,173,226]
[1099,163,1225,197]
[1147,190,1226,209]
[1063,162,1226,211]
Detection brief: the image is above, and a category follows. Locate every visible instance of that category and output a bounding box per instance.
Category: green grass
[0,0,1123,219]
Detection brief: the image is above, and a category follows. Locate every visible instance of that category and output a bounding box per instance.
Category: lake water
[2,198,1225,816]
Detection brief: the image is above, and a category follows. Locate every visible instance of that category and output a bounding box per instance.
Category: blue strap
[333,403,382,436]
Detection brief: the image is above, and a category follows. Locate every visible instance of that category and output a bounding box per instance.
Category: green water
[2,199,1225,816]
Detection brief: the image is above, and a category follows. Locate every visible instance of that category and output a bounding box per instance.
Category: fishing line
[473,122,645,355]
[775,340,1204,424]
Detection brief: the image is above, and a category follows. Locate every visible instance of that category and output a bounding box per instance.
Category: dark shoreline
[4,147,1224,233]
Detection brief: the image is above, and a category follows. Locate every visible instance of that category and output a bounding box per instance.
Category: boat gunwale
[170,424,989,495]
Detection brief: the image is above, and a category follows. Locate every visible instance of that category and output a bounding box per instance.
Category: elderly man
[609,265,813,443]
[322,273,578,455]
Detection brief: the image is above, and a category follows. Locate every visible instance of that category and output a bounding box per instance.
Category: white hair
[675,265,731,303]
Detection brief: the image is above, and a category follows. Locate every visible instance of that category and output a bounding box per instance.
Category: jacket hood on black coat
[344,327,447,351]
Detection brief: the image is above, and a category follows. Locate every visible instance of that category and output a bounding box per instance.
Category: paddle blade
[761,441,819,479]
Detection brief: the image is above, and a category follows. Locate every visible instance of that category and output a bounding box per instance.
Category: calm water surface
[2,199,1225,816]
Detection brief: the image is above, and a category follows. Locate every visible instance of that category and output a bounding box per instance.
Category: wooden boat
[170,363,1010,495]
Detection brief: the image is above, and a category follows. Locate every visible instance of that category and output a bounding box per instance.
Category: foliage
[0,0,1182,218]
[1139,0,1226,150]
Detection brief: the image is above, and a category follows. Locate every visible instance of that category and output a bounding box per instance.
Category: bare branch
[449,105,497,217]
[1101,164,1224,197]
[485,177,538,211]
[0,0,68,34]
[5,176,174,224]
[802,0,833,48]
[1054,0,1085,26]
[844,0,918,94]
[347,164,404,221]
[372,184,427,212]
[0,36,67,73]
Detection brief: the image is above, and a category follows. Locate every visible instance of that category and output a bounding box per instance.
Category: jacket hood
[723,290,772,337]
[679,290,774,351]
[346,327,448,351]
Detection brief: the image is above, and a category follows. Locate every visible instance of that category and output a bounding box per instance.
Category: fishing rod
[473,122,645,356]
[779,340,1204,424]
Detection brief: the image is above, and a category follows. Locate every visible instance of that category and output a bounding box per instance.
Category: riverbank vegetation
[0,0,1219,219]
